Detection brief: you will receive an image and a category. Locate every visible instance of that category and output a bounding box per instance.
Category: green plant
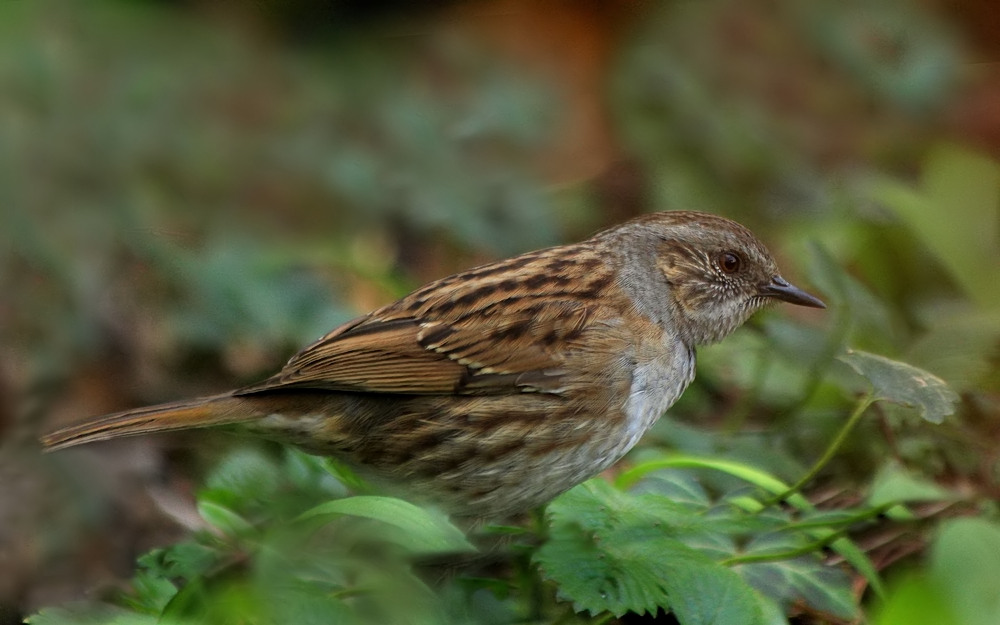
[8,1,999,623]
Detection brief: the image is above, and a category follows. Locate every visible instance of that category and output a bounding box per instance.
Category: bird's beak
[760,276,826,309]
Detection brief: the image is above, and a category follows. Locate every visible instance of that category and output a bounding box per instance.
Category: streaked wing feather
[239,318,469,394]
[237,246,616,397]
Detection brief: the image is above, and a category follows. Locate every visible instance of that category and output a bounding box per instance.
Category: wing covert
[237,246,617,397]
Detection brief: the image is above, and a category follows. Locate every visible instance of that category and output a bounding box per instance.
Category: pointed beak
[760,276,826,309]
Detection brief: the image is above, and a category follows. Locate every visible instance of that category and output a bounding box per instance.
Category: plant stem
[777,502,897,531]
[767,392,876,506]
[721,529,848,566]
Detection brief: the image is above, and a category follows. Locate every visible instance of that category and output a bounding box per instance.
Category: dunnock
[42,211,823,517]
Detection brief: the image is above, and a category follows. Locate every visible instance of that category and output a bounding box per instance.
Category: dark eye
[718,252,741,274]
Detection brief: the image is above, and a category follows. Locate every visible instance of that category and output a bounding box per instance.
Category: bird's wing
[237,248,619,396]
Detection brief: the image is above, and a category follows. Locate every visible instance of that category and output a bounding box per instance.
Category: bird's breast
[621,335,696,453]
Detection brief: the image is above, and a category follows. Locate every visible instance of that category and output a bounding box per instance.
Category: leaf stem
[720,528,848,566]
[777,502,898,531]
[768,393,875,506]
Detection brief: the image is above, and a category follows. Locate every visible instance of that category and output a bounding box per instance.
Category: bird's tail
[40,393,254,451]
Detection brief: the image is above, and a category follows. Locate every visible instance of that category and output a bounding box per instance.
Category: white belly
[621,342,696,453]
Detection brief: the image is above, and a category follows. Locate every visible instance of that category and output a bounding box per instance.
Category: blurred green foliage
[3,0,999,624]
[1,0,561,399]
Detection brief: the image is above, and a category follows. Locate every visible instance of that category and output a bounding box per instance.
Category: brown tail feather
[40,393,256,451]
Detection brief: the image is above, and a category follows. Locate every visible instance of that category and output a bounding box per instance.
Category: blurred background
[2,0,999,623]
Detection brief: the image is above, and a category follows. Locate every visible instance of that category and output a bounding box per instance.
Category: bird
[41,211,824,518]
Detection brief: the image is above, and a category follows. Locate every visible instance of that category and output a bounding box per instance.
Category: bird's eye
[718,252,741,274]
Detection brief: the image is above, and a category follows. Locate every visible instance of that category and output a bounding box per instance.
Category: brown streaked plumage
[41,211,824,517]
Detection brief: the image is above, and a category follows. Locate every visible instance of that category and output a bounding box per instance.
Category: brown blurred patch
[939,0,1000,156]
[942,0,1000,60]
[447,0,644,185]
[947,62,1000,158]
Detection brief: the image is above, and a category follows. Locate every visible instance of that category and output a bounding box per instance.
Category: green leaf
[204,447,282,502]
[160,577,264,624]
[26,608,159,625]
[298,496,474,555]
[283,450,350,497]
[614,455,884,597]
[121,544,221,615]
[664,548,767,625]
[126,569,178,615]
[616,455,812,510]
[868,461,954,508]
[537,481,766,623]
[928,518,1000,625]
[264,584,360,625]
[628,468,712,509]
[907,308,1000,389]
[737,534,857,620]
[196,500,255,537]
[874,574,959,625]
[143,543,219,581]
[838,349,959,423]
[803,241,899,352]
[872,145,1000,308]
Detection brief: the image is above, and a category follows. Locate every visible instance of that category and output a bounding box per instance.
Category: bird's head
[622,211,825,345]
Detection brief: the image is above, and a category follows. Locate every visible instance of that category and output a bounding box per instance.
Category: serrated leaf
[613,455,885,597]
[125,571,177,616]
[549,479,703,535]
[838,349,958,423]
[665,549,767,625]
[539,525,765,623]
[537,481,766,623]
[122,543,224,619]
[298,496,474,555]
